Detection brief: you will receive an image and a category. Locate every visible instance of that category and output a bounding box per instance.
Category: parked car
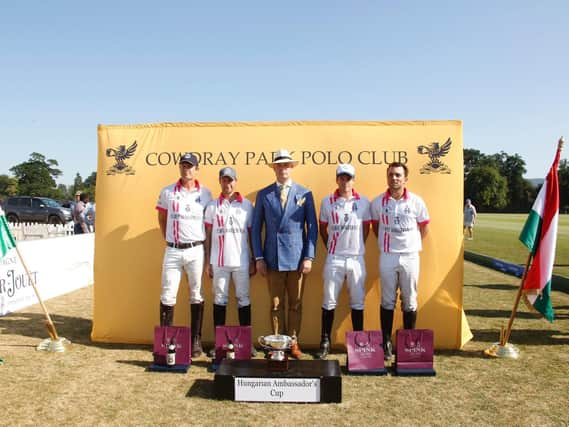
[2,196,72,224]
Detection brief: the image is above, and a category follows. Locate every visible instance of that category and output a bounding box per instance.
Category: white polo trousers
[379,252,420,311]
[212,265,250,307]
[322,254,366,310]
[160,245,205,305]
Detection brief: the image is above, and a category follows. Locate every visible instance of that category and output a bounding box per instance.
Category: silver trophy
[258,334,293,361]
[257,318,295,370]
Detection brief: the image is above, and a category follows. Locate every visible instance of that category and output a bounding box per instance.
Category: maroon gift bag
[153,326,191,366]
[346,330,386,374]
[214,326,252,364]
[395,329,435,375]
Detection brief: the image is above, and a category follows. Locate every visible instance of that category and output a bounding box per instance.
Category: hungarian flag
[518,144,561,322]
[0,206,16,259]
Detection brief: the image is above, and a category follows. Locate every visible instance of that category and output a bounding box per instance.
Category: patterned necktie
[280,185,287,209]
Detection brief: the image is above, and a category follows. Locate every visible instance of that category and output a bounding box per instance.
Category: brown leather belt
[166,241,203,249]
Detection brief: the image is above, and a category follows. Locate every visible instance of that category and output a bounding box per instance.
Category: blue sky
[1,1,567,184]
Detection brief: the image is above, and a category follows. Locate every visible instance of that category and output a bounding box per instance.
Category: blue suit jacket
[252,182,317,271]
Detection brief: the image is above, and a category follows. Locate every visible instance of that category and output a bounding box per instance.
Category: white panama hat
[269,149,299,167]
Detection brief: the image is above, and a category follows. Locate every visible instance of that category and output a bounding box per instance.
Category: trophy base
[214,359,341,403]
[37,337,70,353]
[484,342,520,359]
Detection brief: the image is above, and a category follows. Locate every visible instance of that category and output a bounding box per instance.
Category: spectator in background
[85,201,96,232]
[463,198,477,240]
[70,191,81,212]
[73,193,90,234]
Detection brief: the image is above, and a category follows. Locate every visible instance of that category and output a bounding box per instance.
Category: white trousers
[322,254,366,310]
[160,245,204,305]
[212,265,250,307]
[379,252,420,311]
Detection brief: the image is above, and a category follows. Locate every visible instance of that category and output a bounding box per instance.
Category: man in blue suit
[252,149,318,358]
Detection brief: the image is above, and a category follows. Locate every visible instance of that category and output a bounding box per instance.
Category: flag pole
[501,252,533,345]
[484,253,532,358]
[14,245,68,351]
[485,136,564,358]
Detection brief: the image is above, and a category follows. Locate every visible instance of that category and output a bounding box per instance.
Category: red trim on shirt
[156,206,167,213]
[418,219,430,226]
[332,189,361,202]
[385,188,409,200]
[218,192,244,203]
[176,178,201,191]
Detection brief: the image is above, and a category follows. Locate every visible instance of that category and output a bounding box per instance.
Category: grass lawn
[1,261,569,426]
[464,213,569,278]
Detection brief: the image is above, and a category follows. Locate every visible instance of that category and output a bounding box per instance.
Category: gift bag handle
[162,327,180,346]
[354,331,372,348]
[405,330,423,348]
[225,328,241,343]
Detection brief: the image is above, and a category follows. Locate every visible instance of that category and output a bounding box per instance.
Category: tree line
[0,153,96,202]
[0,150,568,212]
[465,149,569,213]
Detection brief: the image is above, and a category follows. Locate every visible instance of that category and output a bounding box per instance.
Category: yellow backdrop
[93,121,472,349]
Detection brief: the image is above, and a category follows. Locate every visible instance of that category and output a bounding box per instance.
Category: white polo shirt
[370,188,429,253]
[319,189,371,257]
[156,179,212,244]
[204,192,253,268]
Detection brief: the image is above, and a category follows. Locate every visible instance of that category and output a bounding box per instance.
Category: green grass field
[2,265,569,426]
[465,213,569,278]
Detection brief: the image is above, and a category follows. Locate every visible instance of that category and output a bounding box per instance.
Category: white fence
[8,222,75,241]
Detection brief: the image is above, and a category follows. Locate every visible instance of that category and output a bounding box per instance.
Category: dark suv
[2,196,72,224]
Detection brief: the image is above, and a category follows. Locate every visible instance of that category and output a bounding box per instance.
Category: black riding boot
[351,309,364,331]
[238,305,251,326]
[213,304,227,328]
[403,310,417,330]
[191,302,204,358]
[380,306,394,361]
[316,309,335,359]
[159,302,174,327]
[238,305,256,356]
[208,304,227,358]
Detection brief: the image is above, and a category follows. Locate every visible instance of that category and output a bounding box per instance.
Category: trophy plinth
[258,334,293,371]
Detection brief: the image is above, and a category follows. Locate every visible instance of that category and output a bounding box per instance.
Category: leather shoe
[316,339,330,360]
[192,336,203,358]
[383,340,393,361]
[290,342,302,359]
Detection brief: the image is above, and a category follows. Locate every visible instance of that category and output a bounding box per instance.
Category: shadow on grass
[190,360,213,370]
[436,349,487,359]
[466,284,518,291]
[465,309,536,319]
[471,328,569,345]
[0,311,152,350]
[186,378,214,399]
[116,360,153,368]
[467,307,569,321]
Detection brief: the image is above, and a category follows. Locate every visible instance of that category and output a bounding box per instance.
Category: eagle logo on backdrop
[106,141,138,175]
[417,137,452,174]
